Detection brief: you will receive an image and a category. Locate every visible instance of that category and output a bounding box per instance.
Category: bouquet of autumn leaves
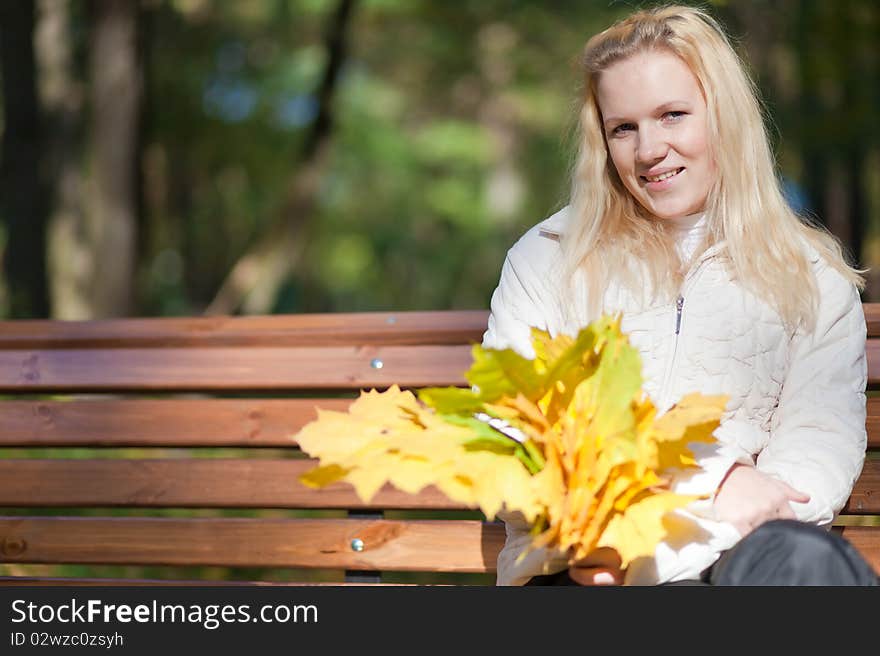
[296,315,727,570]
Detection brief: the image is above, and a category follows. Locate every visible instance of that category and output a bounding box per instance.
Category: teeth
[645,168,682,183]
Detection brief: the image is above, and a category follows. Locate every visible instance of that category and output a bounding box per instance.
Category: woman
[483,5,877,585]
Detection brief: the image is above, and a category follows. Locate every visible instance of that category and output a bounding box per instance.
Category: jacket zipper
[674,295,684,335]
[657,249,717,411]
[658,295,685,411]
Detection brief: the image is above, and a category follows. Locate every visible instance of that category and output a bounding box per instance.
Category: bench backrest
[0,307,878,584]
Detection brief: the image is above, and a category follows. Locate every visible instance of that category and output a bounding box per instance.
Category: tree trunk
[477,22,525,226]
[37,0,92,320]
[840,0,866,271]
[796,0,830,226]
[0,0,50,318]
[87,0,143,317]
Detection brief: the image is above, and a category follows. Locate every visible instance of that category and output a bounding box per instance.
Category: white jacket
[482,206,867,585]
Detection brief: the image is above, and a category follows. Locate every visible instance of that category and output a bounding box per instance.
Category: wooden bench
[0,307,878,585]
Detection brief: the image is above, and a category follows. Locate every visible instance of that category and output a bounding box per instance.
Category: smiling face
[596,49,715,220]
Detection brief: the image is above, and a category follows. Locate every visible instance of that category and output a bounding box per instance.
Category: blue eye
[664,111,686,121]
[611,123,635,136]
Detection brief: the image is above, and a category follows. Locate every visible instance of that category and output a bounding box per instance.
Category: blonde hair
[563,3,864,331]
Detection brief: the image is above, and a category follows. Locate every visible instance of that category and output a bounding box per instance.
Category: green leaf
[417,386,483,414]
[461,438,517,455]
[438,413,512,445]
[465,343,547,402]
[584,321,643,443]
[440,413,543,474]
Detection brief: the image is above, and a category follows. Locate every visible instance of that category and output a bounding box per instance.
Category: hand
[712,463,810,537]
[568,547,624,585]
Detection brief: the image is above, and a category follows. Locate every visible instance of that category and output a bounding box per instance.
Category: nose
[635,125,668,165]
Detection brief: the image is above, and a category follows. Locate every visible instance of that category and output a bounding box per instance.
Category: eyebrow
[602,101,692,127]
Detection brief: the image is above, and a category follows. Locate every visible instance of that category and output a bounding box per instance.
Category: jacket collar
[542,205,728,265]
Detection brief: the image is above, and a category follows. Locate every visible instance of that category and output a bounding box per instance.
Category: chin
[646,202,701,220]
[644,208,680,220]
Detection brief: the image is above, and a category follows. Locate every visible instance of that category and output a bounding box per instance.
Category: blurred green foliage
[138,0,634,315]
[2,0,878,317]
[138,0,880,316]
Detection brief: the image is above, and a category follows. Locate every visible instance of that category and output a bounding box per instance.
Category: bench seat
[1,308,877,584]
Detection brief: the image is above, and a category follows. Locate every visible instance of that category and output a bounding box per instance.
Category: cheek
[606,144,633,179]
[684,128,717,194]
[690,133,716,183]
[681,125,711,166]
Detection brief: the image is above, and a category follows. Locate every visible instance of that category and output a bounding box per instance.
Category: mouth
[641,167,685,184]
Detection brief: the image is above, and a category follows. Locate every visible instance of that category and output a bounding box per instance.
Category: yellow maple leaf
[299,463,351,489]
[597,491,702,567]
[652,393,729,470]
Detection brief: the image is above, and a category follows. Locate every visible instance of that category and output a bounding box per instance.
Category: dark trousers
[525,520,879,586]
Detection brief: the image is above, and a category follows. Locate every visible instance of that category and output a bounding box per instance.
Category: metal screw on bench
[346,511,381,583]
[370,358,384,369]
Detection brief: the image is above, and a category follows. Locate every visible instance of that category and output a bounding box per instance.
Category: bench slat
[839,526,880,574]
[867,398,880,447]
[0,345,473,392]
[0,457,877,513]
[863,304,880,337]
[0,398,352,447]
[0,517,505,572]
[0,516,875,575]
[3,398,880,448]
[869,340,880,386]
[1,339,877,392]
[0,310,489,349]
[843,458,880,513]
[0,304,875,348]
[0,459,465,510]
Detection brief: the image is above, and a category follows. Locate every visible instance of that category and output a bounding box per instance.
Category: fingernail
[594,572,616,585]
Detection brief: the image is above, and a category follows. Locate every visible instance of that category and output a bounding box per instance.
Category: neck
[665,211,704,231]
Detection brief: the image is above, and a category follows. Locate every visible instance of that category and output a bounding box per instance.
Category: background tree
[0,0,49,318]
[38,0,88,319]
[87,0,143,317]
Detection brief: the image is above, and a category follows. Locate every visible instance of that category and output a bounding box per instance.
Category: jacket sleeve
[483,243,573,584]
[482,247,553,359]
[756,263,867,526]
